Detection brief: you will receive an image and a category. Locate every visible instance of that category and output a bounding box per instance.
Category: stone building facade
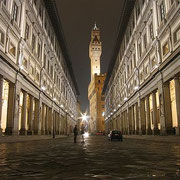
[88,24,106,133]
[0,0,79,136]
[103,0,180,135]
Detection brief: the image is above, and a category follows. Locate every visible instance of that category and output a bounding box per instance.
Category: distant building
[88,24,106,133]
[0,0,79,136]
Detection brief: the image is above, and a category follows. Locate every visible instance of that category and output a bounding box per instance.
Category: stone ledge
[0,135,68,143]
[124,135,180,144]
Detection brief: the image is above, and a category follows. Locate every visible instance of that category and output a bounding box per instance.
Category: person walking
[73,125,78,143]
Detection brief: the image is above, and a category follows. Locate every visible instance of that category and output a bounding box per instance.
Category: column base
[38,130,41,135]
[5,127,13,135]
[135,130,139,135]
[129,130,133,135]
[19,128,27,135]
[33,130,39,135]
[41,130,45,135]
[139,129,146,135]
[175,127,180,135]
[12,130,19,136]
[45,130,49,135]
[146,129,152,135]
[0,128,2,135]
[27,130,33,135]
[166,128,175,135]
[153,128,160,135]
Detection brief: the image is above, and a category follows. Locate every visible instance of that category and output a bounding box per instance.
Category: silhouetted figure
[73,125,78,143]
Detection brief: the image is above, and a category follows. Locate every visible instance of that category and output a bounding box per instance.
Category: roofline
[44,0,80,95]
[102,0,135,95]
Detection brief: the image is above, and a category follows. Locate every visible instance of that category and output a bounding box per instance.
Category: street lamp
[82,113,88,121]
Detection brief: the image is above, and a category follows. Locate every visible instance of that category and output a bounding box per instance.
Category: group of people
[73,124,85,143]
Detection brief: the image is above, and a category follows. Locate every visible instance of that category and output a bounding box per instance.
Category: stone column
[128,107,132,134]
[33,98,40,135]
[174,77,180,135]
[135,103,139,134]
[5,83,15,135]
[58,112,61,135]
[41,104,45,135]
[163,82,173,134]
[53,111,56,135]
[45,106,49,135]
[121,112,124,134]
[123,112,126,134]
[119,113,122,133]
[0,76,3,135]
[145,95,152,134]
[48,108,53,134]
[56,112,59,135]
[27,95,34,135]
[131,106,135,134]
[152,91,159,134]
[20,91,27,135]
[140,98,146,135]
[116,116,118,130]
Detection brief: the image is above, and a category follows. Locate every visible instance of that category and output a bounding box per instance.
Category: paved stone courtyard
[0,135,180,179]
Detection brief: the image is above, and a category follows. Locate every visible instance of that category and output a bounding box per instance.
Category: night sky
[56,0,124,112]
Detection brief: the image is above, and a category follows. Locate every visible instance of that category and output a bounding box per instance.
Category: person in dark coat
[73,125,78,143]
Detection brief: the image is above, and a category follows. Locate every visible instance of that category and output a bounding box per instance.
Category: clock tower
[88,23,106,133]
[89,23,102,80]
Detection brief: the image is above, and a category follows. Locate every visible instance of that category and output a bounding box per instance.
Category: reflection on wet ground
[0,136,180,179]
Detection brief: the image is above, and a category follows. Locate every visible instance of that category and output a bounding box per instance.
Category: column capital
[174,75,180,81]
[163,81,170,87]
[145,94,150,99]
[9,82,15,88]
[152,89,157,94]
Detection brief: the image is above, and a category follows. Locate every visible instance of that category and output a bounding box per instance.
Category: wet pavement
[0,135,180,180]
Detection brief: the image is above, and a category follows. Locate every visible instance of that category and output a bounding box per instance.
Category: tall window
[37,42,41,58]
[173,26,180,44]
[25,23,29,41]
[139,43,142,58]
[143,33,147,49]
[149,22,154,40]
[136,3,140,18]
[39,6,43,20]
[2,0,7,6]
[162,42,169,56]
[9,43,16,56]
[12,2,18,22]
[133,53,136,67]
[32,33,36,50]
[0,29,5,45]
[160,2,166,21]
[44,54,46,68]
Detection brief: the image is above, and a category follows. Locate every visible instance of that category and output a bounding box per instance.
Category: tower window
[96,66,97,68]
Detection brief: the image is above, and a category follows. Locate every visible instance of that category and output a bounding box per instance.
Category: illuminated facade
[104,0,180,135]
[88,24,106,133]
[0,0,79,136]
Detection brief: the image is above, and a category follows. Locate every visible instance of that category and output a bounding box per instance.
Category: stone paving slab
[124,135,180,143]
[0,135,68,143]
[0,136,180,179]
